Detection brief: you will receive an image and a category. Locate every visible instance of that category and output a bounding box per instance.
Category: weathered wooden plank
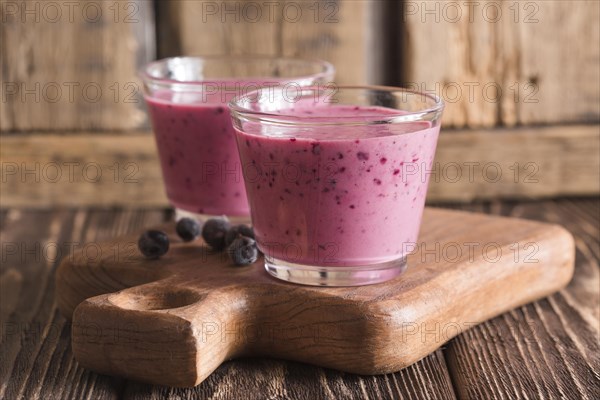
[400,0,600,127]
[1,125,598,207]
[427,125,600,201]
[157,0,382,84]
[61,207,569,388]
[0,209,167,400]
[122,352,456,400]
[0,0,155,131]
[444,199,600,399]
[1,207,455,399]
[0,132,167,207]
[1,200,598,398]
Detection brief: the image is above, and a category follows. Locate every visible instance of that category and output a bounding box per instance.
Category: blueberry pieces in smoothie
[233,104,440,267]
[357,151,369,160]
[311,143,322,155]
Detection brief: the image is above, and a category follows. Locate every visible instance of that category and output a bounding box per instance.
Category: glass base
[264,255,407,287]
[174,208,250,224]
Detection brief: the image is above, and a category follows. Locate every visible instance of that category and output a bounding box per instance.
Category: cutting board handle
[72,281,246,387]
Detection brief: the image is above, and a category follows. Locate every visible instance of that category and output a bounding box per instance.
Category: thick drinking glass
[141,57,334,221]
[229,86,444,286]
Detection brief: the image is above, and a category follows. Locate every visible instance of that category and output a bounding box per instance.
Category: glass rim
[228,85,445,127]
[139,56,335,87]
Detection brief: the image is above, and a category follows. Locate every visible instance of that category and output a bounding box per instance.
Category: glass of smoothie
[141,57,334,221]
[229,86,444,286]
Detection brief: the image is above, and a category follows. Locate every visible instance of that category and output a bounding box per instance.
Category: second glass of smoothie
[141,57,334,221]
[229,86,444,286]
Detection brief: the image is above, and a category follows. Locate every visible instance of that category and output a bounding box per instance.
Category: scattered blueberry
[225,224,255,247]
[138,230,169,259]
[227,237,259,266]
[201,218,231,250]
[176,218,201,242]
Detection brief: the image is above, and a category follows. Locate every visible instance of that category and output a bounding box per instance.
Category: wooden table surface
[1,198,598,400]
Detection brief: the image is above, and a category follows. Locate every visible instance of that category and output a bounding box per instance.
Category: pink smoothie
[146,91,248,216]
[234,105,440,267]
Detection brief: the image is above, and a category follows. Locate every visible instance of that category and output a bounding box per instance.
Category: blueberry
[225,224,255,247]
[176,218,201,242]
[138,230,169,259]
[227,237,259,266]
[201,218,231,250]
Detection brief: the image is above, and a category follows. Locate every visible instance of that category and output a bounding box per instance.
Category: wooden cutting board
[56,208,574,387]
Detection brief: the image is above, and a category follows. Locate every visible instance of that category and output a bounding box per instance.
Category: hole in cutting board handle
[109,286,204,311]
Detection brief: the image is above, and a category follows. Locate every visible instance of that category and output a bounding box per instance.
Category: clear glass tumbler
[229,86,444,286]
[141,57,334,221]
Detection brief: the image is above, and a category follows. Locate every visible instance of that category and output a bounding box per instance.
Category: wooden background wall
[1,0,599,207]
[400,0,600,128]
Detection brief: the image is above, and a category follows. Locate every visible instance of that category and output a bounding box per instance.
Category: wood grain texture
[1,208,455,400]
[0,132,167,207]
[400,0,600,128]
[444,199,600,400]
[0,209,166,400]
[1,125,598,207]
[157,0,383,85]
[0,0,154,131]
[122,352,456,400]
[55,208,574,387]
[1,200,598,399]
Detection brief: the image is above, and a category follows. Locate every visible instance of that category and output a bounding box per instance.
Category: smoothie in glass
[145,91,247,216]
[230,87,444,286]
[141,57,334,220]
